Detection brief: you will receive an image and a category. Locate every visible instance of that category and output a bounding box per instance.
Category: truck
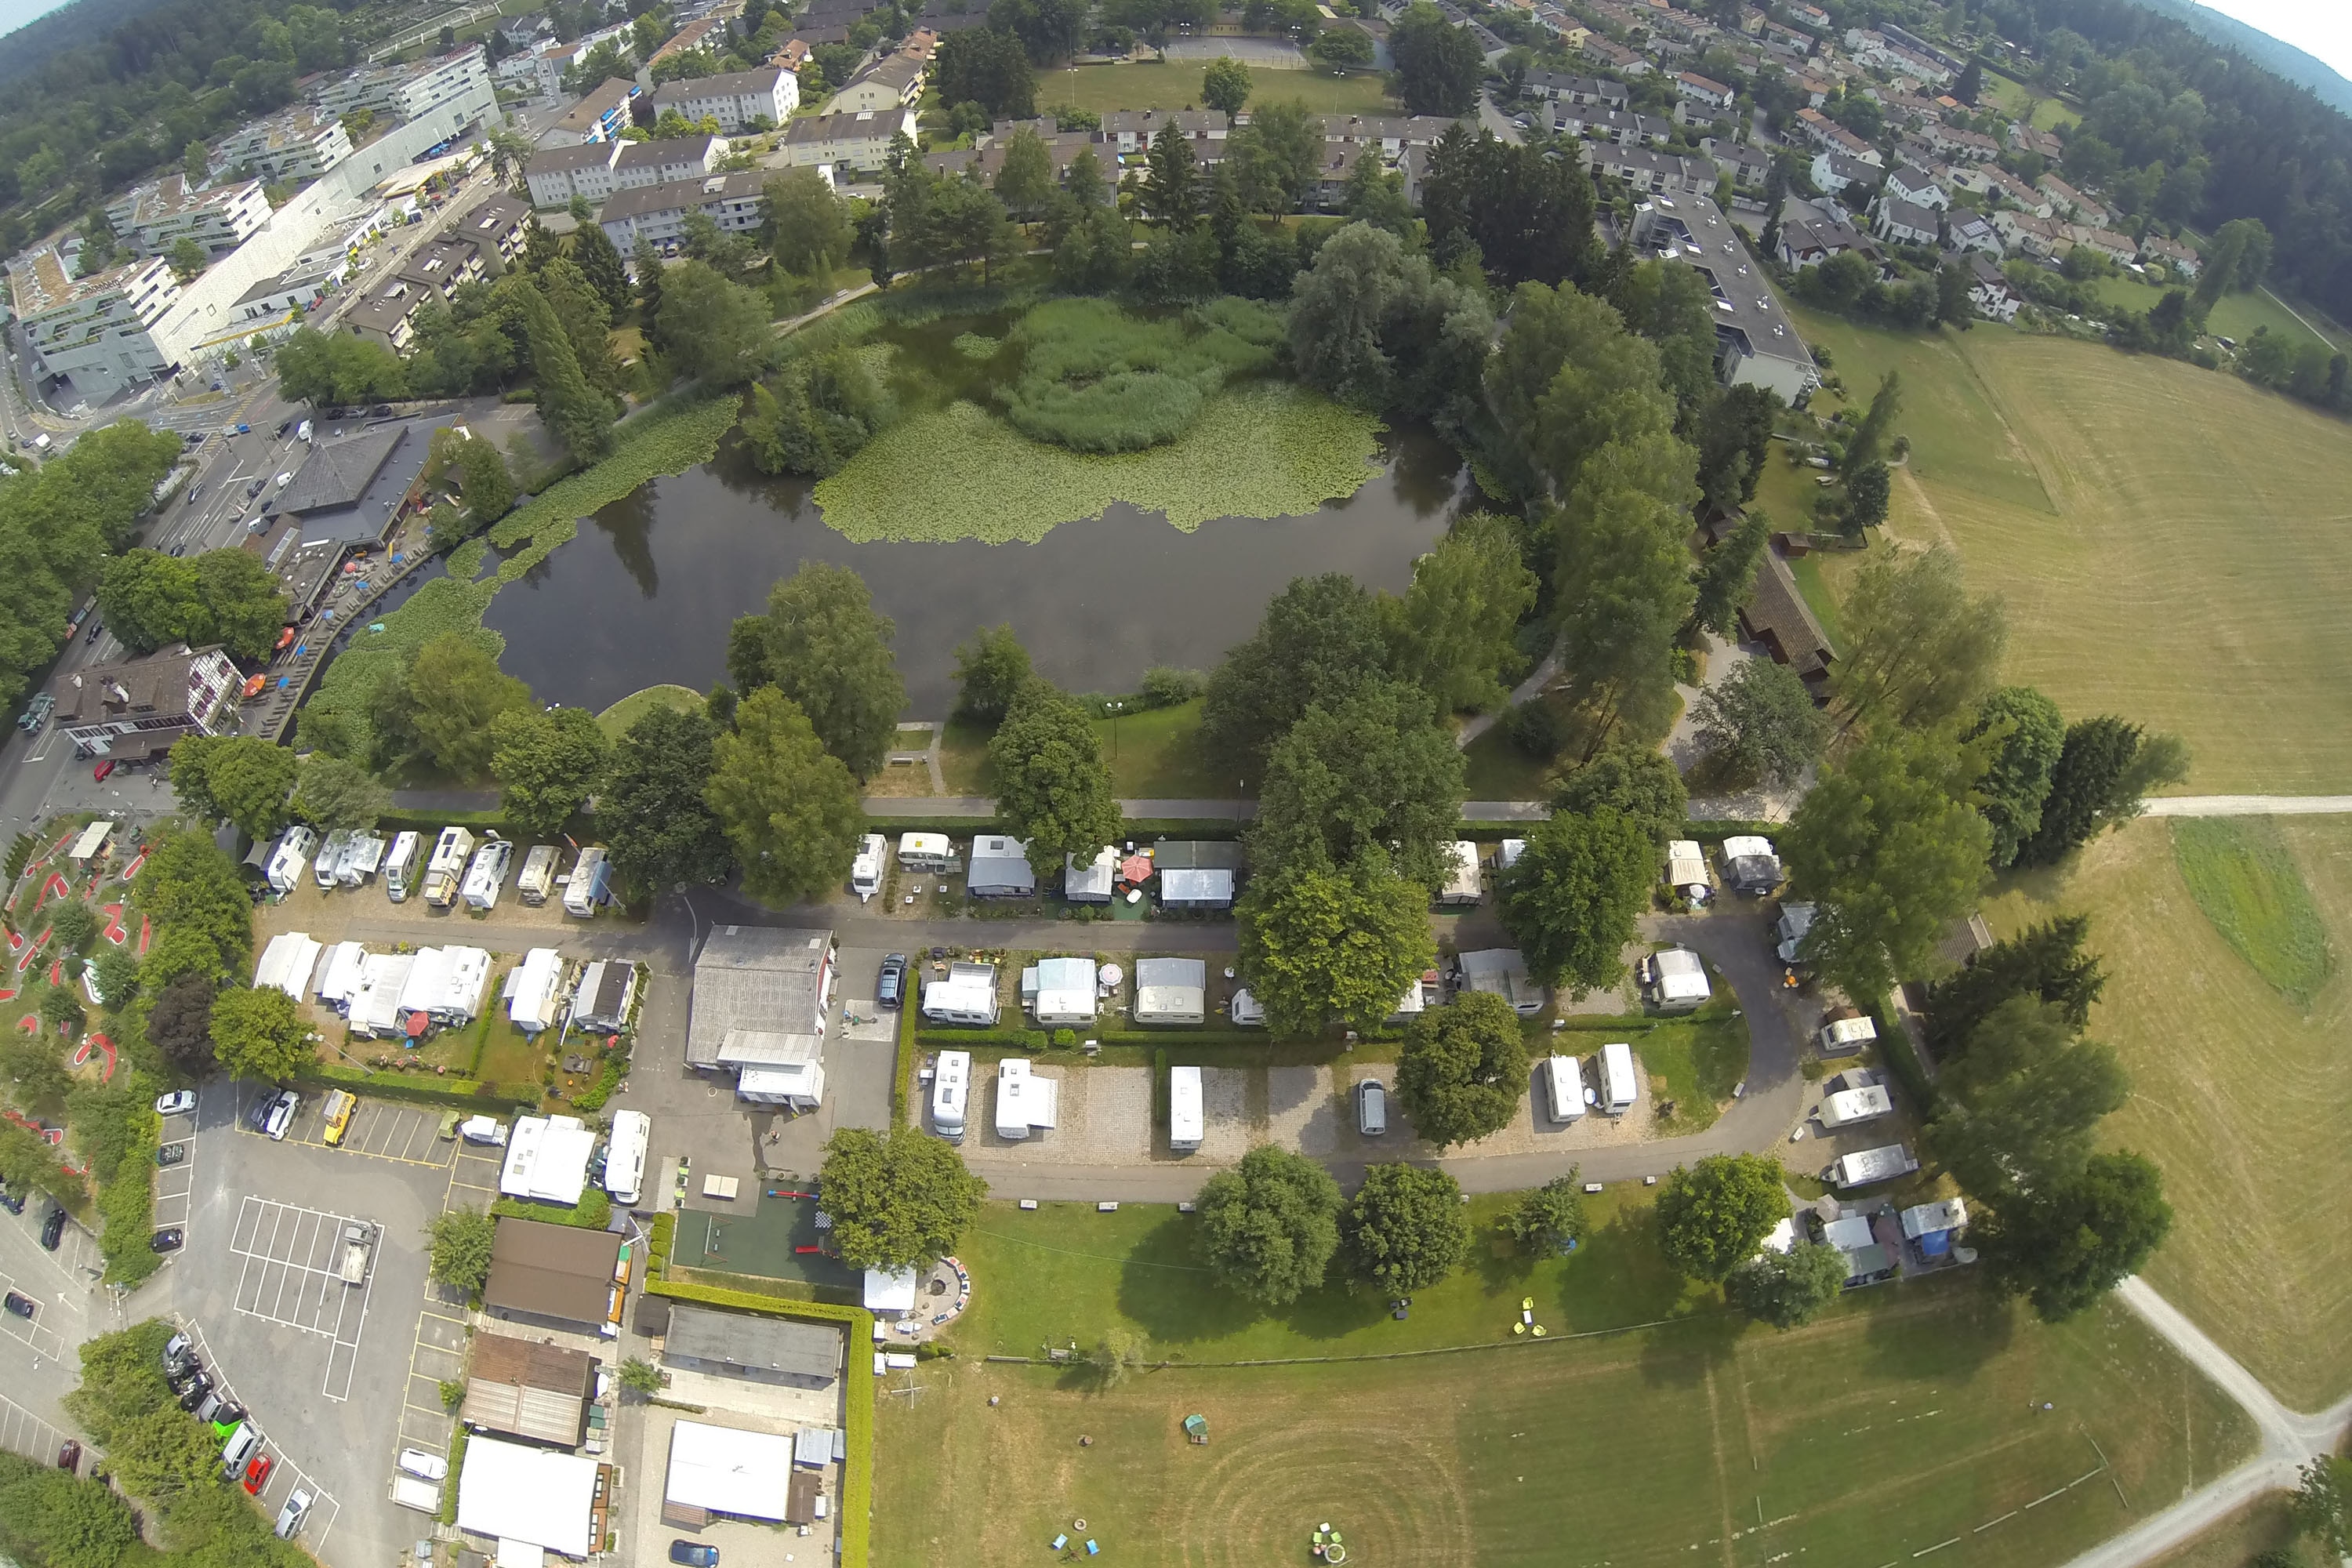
[336,1221,375,1286]
[420,826,474,909]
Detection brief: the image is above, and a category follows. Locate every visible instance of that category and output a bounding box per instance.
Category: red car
[92,760,114,782]
[242,1454,273,1495]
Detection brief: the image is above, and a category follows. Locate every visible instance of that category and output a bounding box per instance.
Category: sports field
[1036,61,1395,117]
[1980,816,2352,1407]
[1788,310,2352,793]
[874,1201,2254,1566]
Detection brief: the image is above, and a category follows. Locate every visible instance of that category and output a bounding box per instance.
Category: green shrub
[492,1189,611,1229]
[993,297,1281,452]
[572,1058,626,1112]
[1050,1028,1077,1051]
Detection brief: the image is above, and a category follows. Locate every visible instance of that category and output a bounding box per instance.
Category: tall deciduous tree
[428,1207,497,1292]
[1967,686,2066,868]
[1551,477,1696,750]
[1248,680,1463,890]
[1200,55,1252,114]
[1287,222,1493,423]
[935,27,1036,118]
[166,735,297,839]
[1503,1171,1589,1253]
[1389,512,1537,714]
[1974,1150,2171,1321]
[763,167,855,276]
[292,754,391,829]
[658,258,774,387]
[1200,572,1392,777]
[1497,807,1655,996]
[569,219,634,313]
[1488,281,1679,498]
[206,985,315,1082]
[1345,1162,1471,1291]
[818,1124,988,1270]
[503,271,613,463]
[1726,1241,1849,1328]
[1837,461,1891,536]
[1389,2,1483,115]
[370,633,534,779]
[489,705,610,837]
[728,562,907,778]
[1693,384,1780,514]
[146,975,216,1075]
[1830,547,2007,735]
[992,125,1055,220]
[707,687,864,905]
[951,625,1032,724]
[988,680,1121,877]
[1549,742,1689,844]
[1196,1143,1342,1304]
[1657,1152,1790,1282]
[1784,724,1991,1004]
[1842,371,1902,471]
[1395,993,1530,1149]
[601,704,735,895]
[1925,916,2106,1062]
[1237,855,1433,1039]
[1693,659,1830,789]
[1688,510,1769,637]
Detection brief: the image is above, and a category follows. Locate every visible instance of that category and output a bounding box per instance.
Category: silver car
[264,1091,299,1141]
[274,1486,313,1539]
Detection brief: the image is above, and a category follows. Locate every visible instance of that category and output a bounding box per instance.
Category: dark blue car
[669,1544,718,1566]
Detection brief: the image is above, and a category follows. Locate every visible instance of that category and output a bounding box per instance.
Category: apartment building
[342,238,485,353]
[597,169,768,252]
[648,65,799,132]
[315,45,494,125]
[7,249,181,398]
[105,176,273,258]
[545,78,642,147]
[776,108,918,174]
[1628,193,1817,402]
[826,54,924,114]
[525,141,623,208]
[217,104,354,183]
[53,645,241,763]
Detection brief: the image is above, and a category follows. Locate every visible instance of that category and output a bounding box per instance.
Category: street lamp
[1105,700,1123,764]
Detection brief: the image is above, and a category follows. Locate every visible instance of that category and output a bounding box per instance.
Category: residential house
[2068,223,2136,263]
[1979,165,2049,213]
[1965,252,2020,321]
[1583,35,1648,74]
[1676,71,1736,111]
[481,1218,624,1334]
[1794,107,1880,164]
[1777,213,1871,267]
[53,644,240,761]
[461,1334,597,1448]
[1740,549,1834,694]
[342,237,483,351]
[1990,206,2065,257]
[1922,121,1997,161]
[777,107,921,175]
[1884,162,1945,209]
[314,45,493,125]
[1102,109,1229,158]
[2038,173,2108,225]
[2009,122,2064,160]
[524,140,622,209]
[1947,212,1999,254]
[1565,105,1671,146]
[640,15,728,84]
[649,66,799,132]
[1598,144,1711,195]
[768,38,811,71]
[2140,233,2201,278]
[826,53,924,114]
[1526,70,1627,109]
[1875,194,1940,246]
[1809,151,1878,197]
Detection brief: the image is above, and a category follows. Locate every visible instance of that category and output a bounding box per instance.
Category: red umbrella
[1120,855,1153,884]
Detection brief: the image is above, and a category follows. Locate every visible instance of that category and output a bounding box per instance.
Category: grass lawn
[1036,61,1394,118]
[876,1200,2253,1566]
[1622,1011,1748,1133]
[1984,73,2078,131]
[2145,1492,2306,1568]
[1094,699,1229,798]
[1459,705,1558,800]
[2207,285,2346,352]
[2171,818,2336,1006]
[1792,314,2352,793]
[938,717,993,794]
[1980,817,2352,1406]
[594,683,701,740]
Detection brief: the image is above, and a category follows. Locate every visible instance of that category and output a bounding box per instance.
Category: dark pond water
[480,420,1477,717]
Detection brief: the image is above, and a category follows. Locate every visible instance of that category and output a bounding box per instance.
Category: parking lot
[272,1096,456,1168]
[0,1389,68,1467]
[152,1099,200,1233]
[226,1198,376,1401]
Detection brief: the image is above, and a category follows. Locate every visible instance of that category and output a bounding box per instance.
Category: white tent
[252,932,321,1000]
[398,945,492,1024]
[1437,840,1483,904]
[506,948,564,1033]
[1025,956,1096,1024]
[314,942,367,1010]
[863,1266,918,1316]
[499,1114,595,1204]
[67,821,114,861]
[456,1437,597,1559]
[1063,845,1116,903]
[665,1421,794,1522]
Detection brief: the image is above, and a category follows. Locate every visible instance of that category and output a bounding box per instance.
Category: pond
[480,419,1477,717]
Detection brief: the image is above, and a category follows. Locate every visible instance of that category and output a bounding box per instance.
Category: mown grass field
[1036,60,1395,118]
[593,683,701,739]
[1093,699,1229,798]
[1787,312,2352,793]
[1980,816,2352,1406]
[2145,1492,2305,1568]
[875,1200,2253,1567]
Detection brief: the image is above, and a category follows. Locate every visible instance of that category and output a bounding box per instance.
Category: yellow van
[321,1090,357,1147]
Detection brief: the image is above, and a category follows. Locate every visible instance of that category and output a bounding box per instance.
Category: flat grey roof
[666,1304,841,1381]
[686,925,832,1069]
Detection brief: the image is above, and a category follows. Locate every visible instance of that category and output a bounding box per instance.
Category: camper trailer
[562,846,612,916]
[1830,1143,1919,1189]
[1543,1054,1586,1122]
[1133,958,1207,1025]
[922,962,1000,1025]
[1775,902,1817,964]
[516,844,558,905]
[966,836,1036,898]
[1024,956,1097,1025]
[897,832,955,873]
[1818,1076,1894,1128]
[505,947,563,1033]
[931,1051,971,1142]
[419,827,474,909]
[312,829,355,889]
[337,833,387,887]
[1169,1064,1204,1152]
[1665,838,1711,904]
[1598,1040,1639,1114]
[460,840,514,910]
[994,1058,1058,1142]
[1721,834,1784,895]
[1640,947,1711,1012]
[604,1109,649,1207]
[1437,840,1483,905]
[1817,1012,1877,1055]
[382,831,422,902]
[1453,949,1544,1016]
[264,826,318,895]
[850,834,887,902]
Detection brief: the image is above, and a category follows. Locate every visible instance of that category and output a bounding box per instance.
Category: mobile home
[851,834,887,902]
[1598,1040,1639,1114]
[1023,956,1098,1025]
[516,844,559,905]
[1168,1064,1203,1152]
[1665,838,1711,902]
[1721,834,1783,895]
[1831,1142,1919,1189]
[922,961,1000,1025]
[1640,947,1711,1012]
[897,832,955,873]
[254,931,322,1000]
[563,846,612,916]
[1133,957,1207,1025]
[1437,840,1483,905]
[312,829,356,889]
[505,947,564,1033]
[1817,1012,1877,1055]
[382,831,423,902]
[568,959,637,1033]
[1064,844,1116,903]
[420,826,474,909]
[604,1109,649,1207]
[315,941,367,1011]
[1542,1054,1586,1121]
[966,836,1036,898]
[264,826,318,895]
[931,1050,971,1142]
[994,1058,1059,1141]
[1453,948,1544,1016]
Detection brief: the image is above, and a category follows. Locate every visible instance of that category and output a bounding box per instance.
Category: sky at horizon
[2195,2,2352,82]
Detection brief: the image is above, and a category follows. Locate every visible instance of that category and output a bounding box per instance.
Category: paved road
[1478,88,1527,146]
[2140,796,2352,816]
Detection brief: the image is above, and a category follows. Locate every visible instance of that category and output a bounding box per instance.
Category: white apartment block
[495,23,632,100]
[779,107,917,174]
[648,66,798,133]
[218,104,355,182]
[597,170,767,252]
[315,45,493,125]
[615,135,725,190]
[105,176,274,258]
[9,249,181,399]
[525,140,622,208]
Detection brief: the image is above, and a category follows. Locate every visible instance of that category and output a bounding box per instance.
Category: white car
[154,1090,197,1116]
[274,1486,313,1539]
[264,1091,299,1141]
[397,1448,448,1482]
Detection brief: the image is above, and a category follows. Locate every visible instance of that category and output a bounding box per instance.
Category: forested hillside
[2121,0,2352,118]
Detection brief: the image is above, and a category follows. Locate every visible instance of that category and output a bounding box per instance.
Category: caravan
[851,834,886,902]
[931,1050,971,1142]
[897,832,954,873]
[516,844,558,905]
[1598,1041,1639,1115]
[382,832,422,902]
[994,1058,1058,1141]
[264,826,318,895]
[420,827,474,909]
[1542,1054,1586,1122]
[922,962,1000,1025]
[563,846,612,916]
[604,1109,649,1207]
[461,840,514,910]
[312,829,355,889]
[1168,1064,1203,1152]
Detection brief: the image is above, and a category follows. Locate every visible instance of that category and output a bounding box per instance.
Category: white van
[264,826,318,895]
[604,1109,649,1207]
[460,839,513,909]
[851,833,886,902]
[897,831,954,873]
[1356,1079,1388,1137]
[397,1449,448,1482]
[1598,1041,1639,1115]
[516,844,558,905]
[1169,1065,1203,1152]
[382,831,422,902]
[931,1051,970,1142]
[1542,1054,1585,1122]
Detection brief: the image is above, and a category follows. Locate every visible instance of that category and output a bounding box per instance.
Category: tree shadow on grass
[1112,1210,1265,1348]
[1857,1272,2014,1384]
[1635,1307,1746,1389]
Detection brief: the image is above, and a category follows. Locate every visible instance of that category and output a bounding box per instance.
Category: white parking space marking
[152,1109,199,1230]
[172,1316,343,1551]
[0,1272,70,1361]
[0,1392,64,1465]
[227,1198,375,1400]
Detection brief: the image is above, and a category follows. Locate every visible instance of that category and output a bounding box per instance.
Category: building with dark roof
[685,925,836,1104]
[1740,548,1835,695]
[662,1305,843,1387]
[463,1333,598,1447]
[482,1218,623,1331]
[53,644,241,761]
[265,424,421,544]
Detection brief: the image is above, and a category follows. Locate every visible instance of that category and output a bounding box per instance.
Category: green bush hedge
[916,1028,1273,1051]
[1870,1006,1936,1113]
[441,1424,470,1526]
[492,1191,611,1229]
[296,1062,539,1112]
[645,1279,875,1567]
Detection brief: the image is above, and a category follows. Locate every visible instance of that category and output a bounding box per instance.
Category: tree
[293,753,392,829]
[706,687,865,905]
[1503,1171,1588,1254]
[1549,742,1688,844]
[167,734,297,838]
[426,426,516,534]
[601,705,735,895]
[1200,55,1252,114]
[1420,126,1595,287]
[146,974,216,1074]
[100,547,288,660]
[570,219,633,313]
[658,258,772,388]
[1497,808,1654,996]
[1784,725,1991,1003]
[952,625,1032,724]
[46,900,99,959]
[1141,120,1200,230]
[763,168,854,276]
[1395,993,1530,1149]
[1975,1151,2171,1321]
[634,235,667,330]
[38,985,84,1036]
[1693,659,1830,789]
[1311,25,1374,70]
[1200,572,1393,776]
[136,829,253,987]
[206,985,314,1082]
[1248,679,1464,890]
[2020,717,2189,866]
[1726,1242,1849,1328]
[92,949,140,1012]
[1694,384,1780,514]
[934,26,1035,118]
[1842,372,1902,471]
[372,633,534,779]
[1830,547,2008,735]
[987,680,1122,876]
[1837,461,1891,536]
[1236,857,1435,1040]
[1196,1144,1342,1305]
[1613,259,1720,418]
[503,271,614,463]
[539,257,621,390]
[428,1207,497,1293]
[1090,1323,1149,1387]
[818,1125,988,1271]
[1287,221,1493,421]
[1345,1162,1470,1292]
[1967,687,2066,868]
[993,125,1054,220]
[618,1357,663,1396]
[1389,2,1483,115]
[165,234,209,282]
[728,563,907,778]
[2291,1456,2352,1560]
[1929,996,2129,1200]
[1689,510,1769,637]
[1656,1153,1791,1282]
[1551,477,1696,749]
[490,705,609,837]
[1389,513,1537,714]
[1926,915,2106,1063]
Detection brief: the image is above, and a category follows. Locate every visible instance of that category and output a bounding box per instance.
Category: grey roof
[576,959,635,1022]
[599,169,765,222]
[1890,162,1935,188]
[272,425,406,516]
[1151,839,1242,870]
[653,65,791,101]
[1881,196,1940,234]
[1639,193,1812,376]
[1816,151,1876,184]
[527,142,619,176]
[615,134,717,170]
[1134,957,1206,991]
[686,925,832,1069]
[666,1304,842,1381]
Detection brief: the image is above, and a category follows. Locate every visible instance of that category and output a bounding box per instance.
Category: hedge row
[644,1279,876,1566]
[1870,1006,1937,1113]
[915,1028,1276,1051]
[296,1062,540,1113]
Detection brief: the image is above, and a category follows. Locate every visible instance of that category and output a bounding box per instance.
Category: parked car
[3,1290,34,1319]
[209,1403,246,1441]
[241,1454,273,1495]
[274,1486,313,1539]
[156,1142,187,1167]
[176,1374,213,1412]
[163,1331,192,1368]
[168,1361,205,1395]
[39,1205,64,1249]
[1356,1079,1387,1137]
[154,1090,196,1116]
[397,1449,448,1482]
[220,1424,262,1479]
[263,1091,298,1141]
[0,1181,24,1214]
[151,1228,185,1254]
[56,1441,80,1474]
[369,403,393,417]
[670,1544,719,1566]
[246,1092,277,1132]
[877,953,907,1009]
[194,1391,223,1426]
[92,760,114,782]
[85,620,103,644]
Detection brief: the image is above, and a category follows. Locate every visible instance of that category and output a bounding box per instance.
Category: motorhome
[931,1050,970,1142]
[1598,1040,1639,1114]
[382,832,422,902]
[264,826,318,895]
[1543,1054,1586,1121]
[1831,1143,1919,1189]
[516,844,558,905]
[461,839,514,910]
[420,827,474,909]
[1169,1064,1203,1152]
[850,833,886,902]
[897,831,955,873]
[562,845,612,916]
[312,829,355,889]
[1818,1012,1878,1055]
[604,1109,649,1207]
